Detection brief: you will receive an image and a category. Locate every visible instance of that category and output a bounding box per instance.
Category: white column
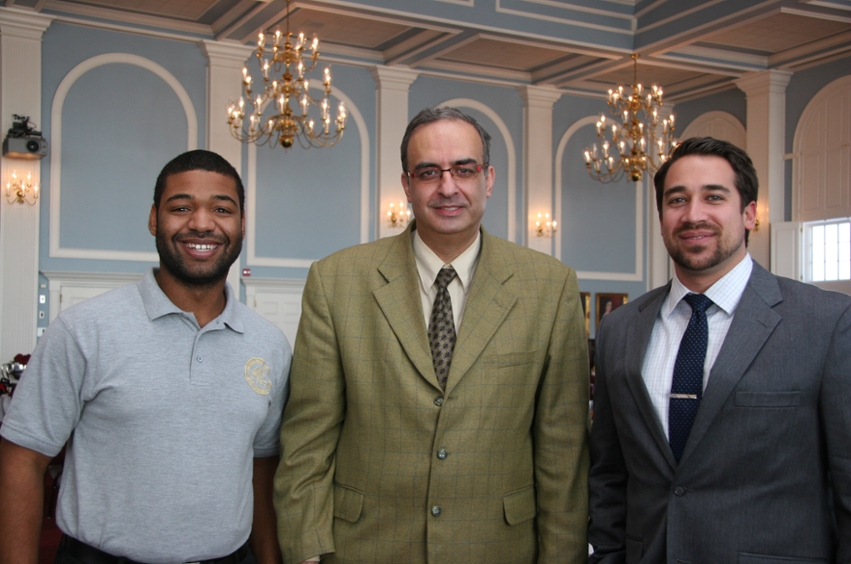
[735,70,792,269]
[518,85,561,255]
[647,178,670,290]
[0,9,52,360]
[370,65,418,240]
[200,40,253,295]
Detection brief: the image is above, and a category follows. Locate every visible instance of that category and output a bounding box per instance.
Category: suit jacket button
[431,505,442,517]
[434,396,444,406]
[673,486,686,496]
[437,448,447,460]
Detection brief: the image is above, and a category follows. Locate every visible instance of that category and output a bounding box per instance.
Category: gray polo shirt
[1,269,291,563]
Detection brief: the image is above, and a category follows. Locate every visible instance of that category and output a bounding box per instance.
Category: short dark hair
[153,150,245,214]
[654,137,758,216]
[400,106,492,172]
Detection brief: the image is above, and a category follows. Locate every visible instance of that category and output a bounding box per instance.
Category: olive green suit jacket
[275,225,589,564]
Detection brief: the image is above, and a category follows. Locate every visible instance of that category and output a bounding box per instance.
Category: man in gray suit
[588,137,851,563]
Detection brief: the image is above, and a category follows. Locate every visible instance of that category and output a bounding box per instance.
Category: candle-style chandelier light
[226,0,347,150]
[584,54,676,183]
[5,171,39,206]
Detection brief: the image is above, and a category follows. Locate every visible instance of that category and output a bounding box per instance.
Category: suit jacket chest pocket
[484,350,536,378]
[734,391,801,407]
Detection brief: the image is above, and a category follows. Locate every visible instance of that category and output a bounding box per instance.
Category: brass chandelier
[227,0,347,149]
[584,54,676,183]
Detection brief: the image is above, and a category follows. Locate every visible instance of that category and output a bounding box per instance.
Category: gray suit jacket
[588,262,851,564]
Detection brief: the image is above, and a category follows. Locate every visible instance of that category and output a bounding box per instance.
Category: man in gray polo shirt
[0,150,290,564]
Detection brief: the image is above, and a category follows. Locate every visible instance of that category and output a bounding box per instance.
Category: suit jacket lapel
[374,225,437,388]
[679,263,782,465]
[623,285,678,468]
[445,230,516,393]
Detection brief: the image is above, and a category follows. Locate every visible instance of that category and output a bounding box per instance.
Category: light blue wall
[246,63,377,280]
[672,87,747,134]
[554,94,649,333]
[39,22,208,274]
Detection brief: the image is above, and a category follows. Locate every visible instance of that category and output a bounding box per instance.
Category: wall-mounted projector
[3,115,48,160]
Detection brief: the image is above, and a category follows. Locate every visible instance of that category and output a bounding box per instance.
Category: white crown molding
[200,39,253,68]
[803,0,851,11]
[635,0,727,35]
[49,53,197,261]
[781,5,851,23]
[507,0,634,21]
[661,45,768,71]
[0,7,54,36]
[369,65,420,91]
[496,0,633,34]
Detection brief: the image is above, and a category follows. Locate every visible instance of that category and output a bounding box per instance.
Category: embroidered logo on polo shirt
[245,357,272,395]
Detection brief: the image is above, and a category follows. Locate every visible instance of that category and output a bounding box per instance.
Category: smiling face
[401,118,494,263]
[660,155,756,291]
[148,169,245,289]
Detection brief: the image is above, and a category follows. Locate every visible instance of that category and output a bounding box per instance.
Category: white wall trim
[495,0,633,35]
[792,74,851,223]
[49,53,198,261]
[439,97,518,243]
[243,276,306,346]
[555,114,644,281]
[246,80,369,268]
[42,270,143,322]
[680,110,747,147]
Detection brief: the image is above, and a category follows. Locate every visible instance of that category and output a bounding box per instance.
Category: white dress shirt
[412,228,481,331]
[641,254,753,438]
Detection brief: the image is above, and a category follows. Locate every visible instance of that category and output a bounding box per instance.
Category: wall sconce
[387,201,411,229]
[535,212,557,238]
[5,171,39,206]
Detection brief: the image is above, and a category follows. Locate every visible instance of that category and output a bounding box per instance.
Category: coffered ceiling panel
[27,0,851,101]
[436,38,568,72]
[701,12,851,54]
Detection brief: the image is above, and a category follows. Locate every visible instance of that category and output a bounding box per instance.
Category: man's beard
[156,229,242,289]
[665,221,741,273]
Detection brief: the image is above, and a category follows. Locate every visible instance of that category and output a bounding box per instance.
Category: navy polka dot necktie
[668,293,714,463]
[428,267,457,390]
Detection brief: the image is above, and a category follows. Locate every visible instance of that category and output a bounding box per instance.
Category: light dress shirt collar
[412,228,481,293]
[412,227,481,329]
[663,253,754,318]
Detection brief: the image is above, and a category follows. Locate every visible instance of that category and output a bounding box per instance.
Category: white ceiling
[13,0,851,101]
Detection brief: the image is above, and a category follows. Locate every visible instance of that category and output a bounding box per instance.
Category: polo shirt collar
[138,268,244,333]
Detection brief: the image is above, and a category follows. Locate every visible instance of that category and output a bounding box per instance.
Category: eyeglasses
[406,163,485,184]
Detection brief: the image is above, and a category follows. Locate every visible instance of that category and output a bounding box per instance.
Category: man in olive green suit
[274,107,589,564]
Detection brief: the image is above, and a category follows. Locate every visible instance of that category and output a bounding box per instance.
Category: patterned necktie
[668,293,714,463]
[428,267,457,390]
